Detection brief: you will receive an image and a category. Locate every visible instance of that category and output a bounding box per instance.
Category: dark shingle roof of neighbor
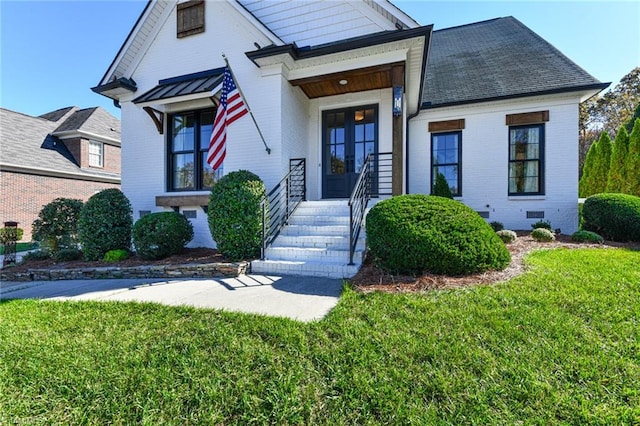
[422,17,609,108]
[53,107,121,139]
[0,107,120,182]
[39,106,75,122]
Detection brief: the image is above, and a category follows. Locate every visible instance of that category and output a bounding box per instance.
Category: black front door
[322,105,378,198]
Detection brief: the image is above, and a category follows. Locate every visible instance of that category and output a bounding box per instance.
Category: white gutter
[0,163,121,184]
[51,130,121,146]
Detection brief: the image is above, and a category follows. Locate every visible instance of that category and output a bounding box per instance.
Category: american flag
[207,68,248,171]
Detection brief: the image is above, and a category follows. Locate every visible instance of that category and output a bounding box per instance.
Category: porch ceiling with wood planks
[289,63,402,98]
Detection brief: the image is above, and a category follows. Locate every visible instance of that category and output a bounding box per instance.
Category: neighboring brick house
[0,106,121,241]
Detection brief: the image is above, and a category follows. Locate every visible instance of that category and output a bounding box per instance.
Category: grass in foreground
[1,248,639,424]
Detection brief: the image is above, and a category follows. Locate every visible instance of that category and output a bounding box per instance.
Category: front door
[322,105,378,198]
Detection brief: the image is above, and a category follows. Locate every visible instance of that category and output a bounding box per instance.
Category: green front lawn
[0,242,37,255]
[1,248,639,424]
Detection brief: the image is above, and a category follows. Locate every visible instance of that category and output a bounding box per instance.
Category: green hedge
[78,189,133,261]
[571,230,603,244]
[0,227,24,244]
[208,170,265,261]
[132,212,194,260]
[366,195,510,275]
[31,198,83,253]
[582,193,640,242]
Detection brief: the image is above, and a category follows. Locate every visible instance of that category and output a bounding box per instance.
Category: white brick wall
[408,94,582,233]
[120,1,287,249]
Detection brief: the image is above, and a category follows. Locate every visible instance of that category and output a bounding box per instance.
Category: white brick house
[93,0,607,277]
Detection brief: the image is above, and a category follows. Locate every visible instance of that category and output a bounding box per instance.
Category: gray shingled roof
[422,17,608,108]
[0,107,120,182]
[53,107,121,140]
[39,106,75,122]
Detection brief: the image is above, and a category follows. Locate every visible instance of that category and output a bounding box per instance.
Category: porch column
[391,63,404,196]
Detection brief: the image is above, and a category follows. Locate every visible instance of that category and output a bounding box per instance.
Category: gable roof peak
[38,106,78,122]
[53,106,121,140]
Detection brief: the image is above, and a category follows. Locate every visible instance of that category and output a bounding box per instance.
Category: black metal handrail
[261,158,306,260]
[348,152,392,264]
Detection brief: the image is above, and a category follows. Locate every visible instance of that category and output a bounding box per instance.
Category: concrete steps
[251,200,366,279]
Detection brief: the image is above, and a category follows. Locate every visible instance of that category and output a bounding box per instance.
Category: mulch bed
[350,232,639,294]
[4,235,638,293]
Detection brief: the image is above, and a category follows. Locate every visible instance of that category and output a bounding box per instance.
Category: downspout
[405,30,432,194]
[405,108,420,194]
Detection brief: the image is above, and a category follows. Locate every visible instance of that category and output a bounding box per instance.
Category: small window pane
[365,108,374,122]
[433,165,459,194]
[328,112,345,128]
[331,127,345,144]
[365,123,374,141]
[199,111,214,150]
[172,114,195,152]
[201,152,222,188]
[355,142,364,173]
[330,144,345,174]
[173,153,195,189]
[355,124,364,142]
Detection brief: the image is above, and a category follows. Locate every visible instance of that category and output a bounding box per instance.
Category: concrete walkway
[0,274,343,322]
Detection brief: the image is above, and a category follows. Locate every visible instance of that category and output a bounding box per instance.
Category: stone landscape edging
[1,261,249,282]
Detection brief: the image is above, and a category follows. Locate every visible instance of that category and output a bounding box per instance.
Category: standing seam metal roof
[132,68,225,104]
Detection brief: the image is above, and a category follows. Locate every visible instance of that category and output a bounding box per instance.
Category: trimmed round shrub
[366,195,511,275]
[208,170,265,261]
[531,228,555,242]
[78,189,132,261]
[104,249,130,263]
[132,212,194,260]
[531,219,552,230]
[53,248,83,262]
[582,193,640,242]
[0,227,24,243]
[497,229,517,243]
[489,221,504,232]
[32,198,83,253]
[571,230,603,244]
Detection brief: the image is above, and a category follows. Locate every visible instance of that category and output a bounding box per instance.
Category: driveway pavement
[0,274,343,322]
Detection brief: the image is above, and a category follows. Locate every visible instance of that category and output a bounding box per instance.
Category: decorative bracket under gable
[143,106,164,134]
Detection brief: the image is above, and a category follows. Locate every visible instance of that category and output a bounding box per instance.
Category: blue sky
[1,1,638,119]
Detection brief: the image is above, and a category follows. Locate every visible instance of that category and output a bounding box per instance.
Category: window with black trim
[177,0,204,38]
[431,131,461,196]
[167,108,222,191]
[508,124,544,195]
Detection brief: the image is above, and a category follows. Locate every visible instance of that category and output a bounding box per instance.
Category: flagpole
[222,53,271,155]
